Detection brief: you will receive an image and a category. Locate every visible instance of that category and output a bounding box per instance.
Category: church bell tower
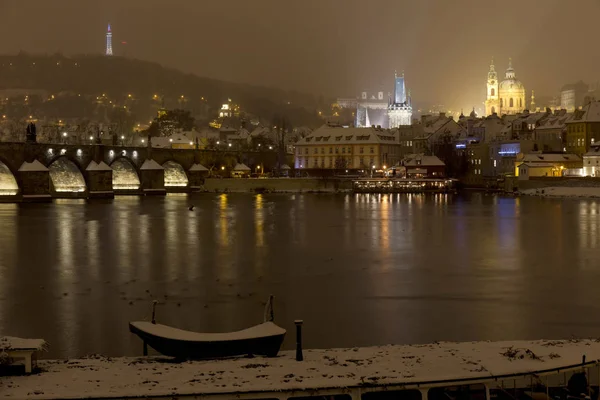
[485,58,499,116]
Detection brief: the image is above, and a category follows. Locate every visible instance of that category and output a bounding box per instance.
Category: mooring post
[151,300,158,324]
[295,320,303,361]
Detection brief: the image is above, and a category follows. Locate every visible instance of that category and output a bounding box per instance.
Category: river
[0,193,599,359]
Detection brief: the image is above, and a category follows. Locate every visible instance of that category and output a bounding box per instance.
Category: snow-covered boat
[128,320,286,359]
[129,296,286,359]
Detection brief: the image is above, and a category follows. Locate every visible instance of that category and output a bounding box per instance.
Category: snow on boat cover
[2,339,600,399]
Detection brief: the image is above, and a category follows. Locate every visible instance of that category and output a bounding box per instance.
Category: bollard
[151,300,158,324]
[295,320,303,361]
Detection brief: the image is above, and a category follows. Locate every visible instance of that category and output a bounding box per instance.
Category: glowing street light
[89,136,94,141]
[221,166,225,170]
[141,139,145,143]
[268,146,273,150]
[216,141,220,145]
[228,143,232,147]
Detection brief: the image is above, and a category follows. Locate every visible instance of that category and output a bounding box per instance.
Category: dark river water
[1,193,599,359]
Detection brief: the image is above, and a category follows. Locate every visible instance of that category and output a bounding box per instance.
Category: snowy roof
[0,336,46,351]
[4,339,600,399]
[95,161,112,171]
[86,161,112,171]
[403,154,445,167]
[189,163,209,171]
[520,153,581,163]
[169,133,194,144]
[569,101,600,123]
[296,125,397,146]
[18,160,49,172]
[536,113,573,131]
[150,137,171,148]
[233,163,251,171]
[584,146,600,157]
[140,159,164,170]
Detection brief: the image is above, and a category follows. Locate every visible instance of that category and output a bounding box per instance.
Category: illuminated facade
[387,72,413,128]
[294,125,402,170]
[485,59,526,116]
[106,24,113,56]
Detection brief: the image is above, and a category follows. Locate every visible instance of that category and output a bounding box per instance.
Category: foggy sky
[1,0,599,111]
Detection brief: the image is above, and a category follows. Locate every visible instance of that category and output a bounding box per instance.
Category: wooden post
[295,320,303,361]
[143,342,148,356]
[151,300,158,324]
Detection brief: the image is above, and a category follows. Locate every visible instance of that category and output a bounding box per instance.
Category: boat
[129,296,286,359]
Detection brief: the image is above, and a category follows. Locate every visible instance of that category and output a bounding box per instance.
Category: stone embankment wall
[516,177,600,191]
[202,178,353,193]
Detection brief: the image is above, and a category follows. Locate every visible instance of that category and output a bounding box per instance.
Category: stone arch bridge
[0,142,279,201]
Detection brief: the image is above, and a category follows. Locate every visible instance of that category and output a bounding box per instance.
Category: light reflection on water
[1,193,600,359]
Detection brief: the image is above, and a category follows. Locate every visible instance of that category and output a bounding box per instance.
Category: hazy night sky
[1,0,599,110]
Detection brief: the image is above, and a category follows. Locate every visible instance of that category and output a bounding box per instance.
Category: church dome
[499,78,524,91]
[499,58,524,91]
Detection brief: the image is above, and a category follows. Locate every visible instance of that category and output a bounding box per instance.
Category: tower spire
[106,23,113,56]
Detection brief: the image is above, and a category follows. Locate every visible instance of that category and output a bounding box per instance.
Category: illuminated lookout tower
[106,24,113,56]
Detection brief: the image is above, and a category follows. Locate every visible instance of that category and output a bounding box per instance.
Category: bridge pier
[188,163,209,190]
[17,160,52,202]
[140,159,166,195]
[86,161,114,199]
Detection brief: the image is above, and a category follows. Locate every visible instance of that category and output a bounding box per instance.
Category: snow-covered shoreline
[520,186,600,199]
[2,339,600,399]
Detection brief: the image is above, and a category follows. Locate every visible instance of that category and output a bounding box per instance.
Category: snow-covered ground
[2,339,600,399]
[521,186,600,198]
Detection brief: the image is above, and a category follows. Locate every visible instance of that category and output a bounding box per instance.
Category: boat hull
[129,322,286,360]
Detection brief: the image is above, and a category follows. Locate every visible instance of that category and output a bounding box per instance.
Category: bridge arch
[110,156,141,190]
[162,160,189,187]
[0,157,19,196]
[48,156,87,193]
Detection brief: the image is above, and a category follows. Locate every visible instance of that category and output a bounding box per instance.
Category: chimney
[439,112,446,118]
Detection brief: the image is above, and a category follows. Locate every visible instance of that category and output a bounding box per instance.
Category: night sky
[1,0,599,109]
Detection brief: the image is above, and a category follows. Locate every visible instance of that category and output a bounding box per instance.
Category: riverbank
[2,339,599,399]
[202,177,352,193]
[520,186,600,198]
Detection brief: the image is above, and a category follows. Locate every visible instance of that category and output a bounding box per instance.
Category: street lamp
[228,143,232,147]
[216,141,220,145]
[62,132,68,144]
[269,146,273,150]
[221,166,225,170]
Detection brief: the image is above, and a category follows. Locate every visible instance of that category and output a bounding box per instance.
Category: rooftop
[296,125,396,145]
[2,339,600,399]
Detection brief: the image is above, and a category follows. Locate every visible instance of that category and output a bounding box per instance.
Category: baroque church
[485,59,526,116]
